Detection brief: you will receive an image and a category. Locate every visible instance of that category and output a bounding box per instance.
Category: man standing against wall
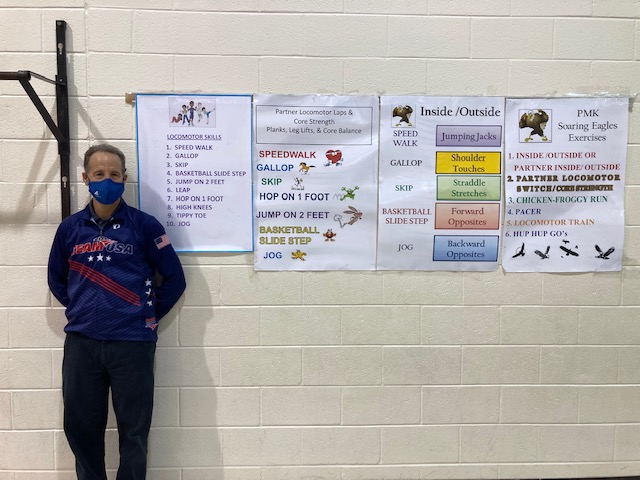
[48,144,187,480]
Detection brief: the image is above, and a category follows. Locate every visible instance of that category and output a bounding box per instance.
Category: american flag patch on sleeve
[154,234,171,249]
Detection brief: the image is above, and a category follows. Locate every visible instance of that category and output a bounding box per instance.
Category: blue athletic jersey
[48,201,186,341]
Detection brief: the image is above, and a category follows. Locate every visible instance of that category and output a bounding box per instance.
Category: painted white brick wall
[1,3,640,479]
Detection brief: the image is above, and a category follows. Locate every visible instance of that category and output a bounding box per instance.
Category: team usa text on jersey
[72,237,134,256]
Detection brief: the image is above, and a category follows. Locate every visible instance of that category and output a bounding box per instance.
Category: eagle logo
[392,105,414,127]
[519,109,550,142]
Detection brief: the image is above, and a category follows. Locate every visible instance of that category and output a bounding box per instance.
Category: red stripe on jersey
[69,260,141,306]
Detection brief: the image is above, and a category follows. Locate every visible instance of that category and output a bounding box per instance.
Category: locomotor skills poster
[377,96,505,271]
[253,95,379,270]
[502,97,629,272]
[136,94,253,252]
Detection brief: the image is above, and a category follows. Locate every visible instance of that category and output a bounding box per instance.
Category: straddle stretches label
[377,96,505,271]
[502,97,628,272]
[253,95,379,270]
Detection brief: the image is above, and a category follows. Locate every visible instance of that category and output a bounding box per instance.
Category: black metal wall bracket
[0,20,71,219]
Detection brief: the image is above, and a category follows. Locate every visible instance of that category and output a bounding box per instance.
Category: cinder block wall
[1,1,640,479]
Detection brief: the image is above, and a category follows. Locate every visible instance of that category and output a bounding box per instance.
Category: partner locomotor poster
[136,94,253,252]
[253,95,379,270]
[502,97,629,272]
[377,96,505,271]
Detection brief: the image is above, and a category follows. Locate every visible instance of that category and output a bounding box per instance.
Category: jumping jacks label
[502,97,629,272]
[253,95,379,270]
[136,94,253,252]
[377,96,505,270]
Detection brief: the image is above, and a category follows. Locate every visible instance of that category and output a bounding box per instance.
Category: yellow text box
[436,151,501,175]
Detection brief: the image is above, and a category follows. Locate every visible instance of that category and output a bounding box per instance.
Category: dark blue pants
[62,333,156,480]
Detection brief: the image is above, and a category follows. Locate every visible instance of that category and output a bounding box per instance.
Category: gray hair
[84,144,126,173]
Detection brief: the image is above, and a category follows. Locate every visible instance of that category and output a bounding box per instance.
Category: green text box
[437,175,502,201]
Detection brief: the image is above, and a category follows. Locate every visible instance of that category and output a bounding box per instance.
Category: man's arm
[48,223,71,307]
[146,219,186,320]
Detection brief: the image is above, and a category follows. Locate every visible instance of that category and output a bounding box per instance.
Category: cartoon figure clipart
[323,229,337,242]
[339,186,359,201]
[334,206,363,228]
[325,149,343,167]
[291,249,307,261]
[299,162,315,175]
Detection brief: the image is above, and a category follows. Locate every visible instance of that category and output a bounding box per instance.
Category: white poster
[136,94,253,252]
[502,97,629,272]
[377,96,505,271]
[253,95,379,270]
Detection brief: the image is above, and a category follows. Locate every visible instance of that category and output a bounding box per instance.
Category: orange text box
[435,202,501,230]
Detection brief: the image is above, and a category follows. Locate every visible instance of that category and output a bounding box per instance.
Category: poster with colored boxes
[377,96,505,270]
[253,95,379,270]
[502,97,629,272]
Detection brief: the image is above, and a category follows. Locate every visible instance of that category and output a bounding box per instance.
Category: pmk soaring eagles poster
[502,97,629,272]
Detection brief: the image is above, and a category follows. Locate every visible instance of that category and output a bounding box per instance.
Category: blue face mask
[88,178,125,205]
